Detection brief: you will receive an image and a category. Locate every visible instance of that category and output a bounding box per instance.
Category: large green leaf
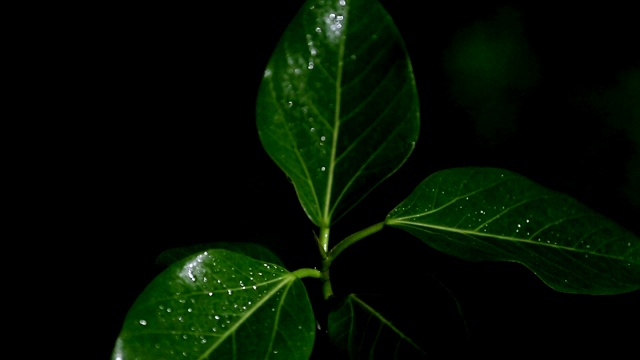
[155,241,285,268]
[256,0,420,227]
[112,249,315,359]
[328,294,427,359]
[386,167,640,295]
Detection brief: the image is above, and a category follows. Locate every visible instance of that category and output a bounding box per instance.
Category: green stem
[314,226,333,300]
[320,221,386,300]
[321,256,333,300]
[292,268,322,279]
[327,221,386,267]
[318,226,330,254]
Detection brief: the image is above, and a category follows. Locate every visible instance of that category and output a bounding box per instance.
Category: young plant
[112,0,639,358]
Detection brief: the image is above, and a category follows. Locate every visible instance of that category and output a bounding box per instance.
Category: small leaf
[112,249,315,359]
[386,167,640,295]
[328,294,427,359]
[256,0,420,227]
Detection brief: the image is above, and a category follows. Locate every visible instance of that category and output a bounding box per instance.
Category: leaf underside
[112,249,315,360]
[386,167,640,295]
[328,294,427,359]
[256,0,420,227]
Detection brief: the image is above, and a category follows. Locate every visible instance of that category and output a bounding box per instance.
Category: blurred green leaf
[256,0,420,227]
[112,249,315,359]
[328,294,426,359]
[386,167,640,295]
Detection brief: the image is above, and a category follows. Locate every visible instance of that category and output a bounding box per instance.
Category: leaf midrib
[349,294,426,355]
[323,5,349,226]
[389,220,633,261]
[200,274,295,359]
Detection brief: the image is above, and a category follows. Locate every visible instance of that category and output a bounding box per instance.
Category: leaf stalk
[320,221,386,300]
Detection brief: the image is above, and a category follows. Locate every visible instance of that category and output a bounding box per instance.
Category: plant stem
[321,256,334,300]
[328,221,386,266]
[320,221,386,300]
[318,226,330,254]
[315,226,333,300]
[292,268,322,279]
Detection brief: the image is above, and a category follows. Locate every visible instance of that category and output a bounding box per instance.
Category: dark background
[37,0,638,357]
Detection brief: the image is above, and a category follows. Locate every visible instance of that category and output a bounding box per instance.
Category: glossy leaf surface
[256,0,420,227]
[386,167,640,295]
[112,249,315,359]
[328,294,426,359]
[156,241,285,267]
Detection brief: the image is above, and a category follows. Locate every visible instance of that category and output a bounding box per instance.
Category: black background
[33,1,638,358]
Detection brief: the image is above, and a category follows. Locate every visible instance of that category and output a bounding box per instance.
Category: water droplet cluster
[129,250,294,357]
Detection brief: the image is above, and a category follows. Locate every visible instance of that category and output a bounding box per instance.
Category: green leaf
[328,294,427,359]
[256,0,420,227]
[112,249,315,359]
[156,241,285,268]
[386,167,640,295]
